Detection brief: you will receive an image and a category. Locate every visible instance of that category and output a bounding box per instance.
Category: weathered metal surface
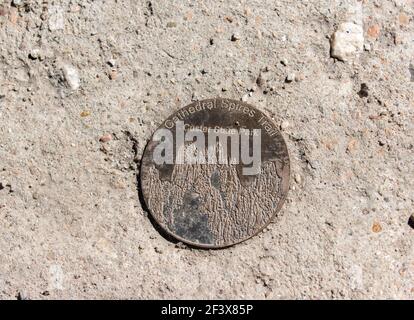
[140,98,290,248]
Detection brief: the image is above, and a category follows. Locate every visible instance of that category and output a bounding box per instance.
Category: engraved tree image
[143,161,282,246]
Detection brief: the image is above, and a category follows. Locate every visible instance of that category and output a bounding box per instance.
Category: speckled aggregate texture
[0,0,413,299]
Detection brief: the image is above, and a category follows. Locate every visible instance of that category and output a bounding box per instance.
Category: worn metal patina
[140,98,290,248]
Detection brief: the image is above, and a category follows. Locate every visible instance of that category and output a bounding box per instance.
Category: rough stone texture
[0,0,413,299]
[331,22,364,61]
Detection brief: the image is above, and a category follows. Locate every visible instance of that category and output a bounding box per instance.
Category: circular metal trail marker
[140,98,290,248]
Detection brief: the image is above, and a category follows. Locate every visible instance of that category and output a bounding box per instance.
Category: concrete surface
[0,0,413,299]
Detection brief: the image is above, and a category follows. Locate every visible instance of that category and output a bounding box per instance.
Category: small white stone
[49,264,64,290]
[285,73,295,83]
[241,94,249,102]
[231,33,241,41]
[280,58,288,66]
[330,22,364,62]
[280,120,290,130]
[363,43,371,51]
[12,0,23,6]
[29,49,41,60]
[107,59,116,67]
[294,173,302,184]
[48,5,65,31]
[62,64,80,90]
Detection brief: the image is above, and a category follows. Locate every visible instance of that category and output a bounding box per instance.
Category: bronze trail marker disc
[140,98,290,248]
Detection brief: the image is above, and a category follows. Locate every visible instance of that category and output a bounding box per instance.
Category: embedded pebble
[29,49,41,60]
[166,21,177,28]
[99,134,112,143]
[280,120,290,130]
[107,59,116,67]
[62,64,80,90]
[346,138,358,153]
[256,74,265,87]
[12,0,23,7]
[285,73,295,83]
[372,222,382,233]
[231,33,241,41]
[398,13,409,26]
[294,174,302,184]
[367,24,380,39]
[109,69,117,80]
[280,58,288,66]
[48,6,65,31]
[154,247,163,254]
[80,110,90,117]
[394,33,404,45]
[330,22,364,62]
[358,83,369,98]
